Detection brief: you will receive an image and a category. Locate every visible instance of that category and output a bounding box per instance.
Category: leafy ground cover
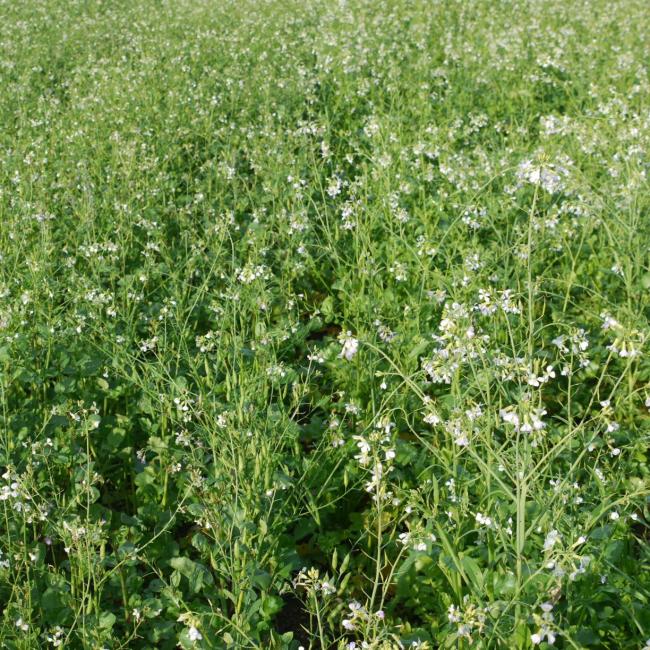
[0,0,649,647]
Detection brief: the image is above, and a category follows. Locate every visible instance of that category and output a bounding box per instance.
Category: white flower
[423,412,441,425]
[15,618,29,632]
[517,157,570,194]
[475,512,493,528]
[544,529,561,551]
[188,626,202,642]
[447,604,461,623]
[601,313,620,330]
[339,333,359,360]
[320,581,336,595]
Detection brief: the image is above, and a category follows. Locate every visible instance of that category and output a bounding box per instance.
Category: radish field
[0,0,649,648]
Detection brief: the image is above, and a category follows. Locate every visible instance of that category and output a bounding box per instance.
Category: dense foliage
[0,0,649,647]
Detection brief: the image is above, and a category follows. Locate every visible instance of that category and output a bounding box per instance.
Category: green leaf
[261,594,283,617]
[41,588,66,612]
[640,273,650,289]
[170,556,214,593]
[460,554,484,592]
[251,569,272,590]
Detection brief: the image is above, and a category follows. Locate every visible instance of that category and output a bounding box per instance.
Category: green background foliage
[0,0,648,647]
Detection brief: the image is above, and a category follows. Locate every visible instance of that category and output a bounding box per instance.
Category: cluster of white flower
[387,192,410,224]
[342,600,384,632]
[552,328,590,373]
[46,625,64,646]
[327,175,343,198]
[601,313,645,358]
[516,155,572,194]
[473,288,521,316]
[172,395,197,423]
[339,331,359,360]
[235,263,269,284]
[266,363,288,379]
[15,618,28,632]
[139,336,158,353]
[526,364,556,388]
[500,404,547,442]
[82,288,114,311]
[531,602,556,645]
[195,331,217,353]
[340,198,361,230]
[461,206,487,229]
[389,261,408,282]
[177,613,202,644]
[423,301,488,384]
[288,209,309,235]
[78,240,119,262]
[539,114,571,136]
[398,528,436,552]
[351,416,400,501]
[490,351,529,382]
[293,567,337,596]
[447,597,487,643]
[444,416,472,448]
[374,320,396,343]
[0,470,43,520]
[548,479,585,506]
[423,402,483,449]
[474,512,495,529]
